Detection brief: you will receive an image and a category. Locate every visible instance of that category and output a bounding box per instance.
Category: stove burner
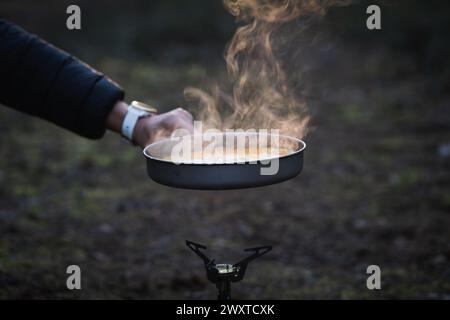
[186,240,272,300]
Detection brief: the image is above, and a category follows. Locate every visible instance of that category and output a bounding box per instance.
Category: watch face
[131,101,157,113]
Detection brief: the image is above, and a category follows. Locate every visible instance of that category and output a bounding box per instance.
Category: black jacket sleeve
[0,19,125,139]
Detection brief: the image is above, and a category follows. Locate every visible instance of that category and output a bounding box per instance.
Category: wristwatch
[121,101,157,142]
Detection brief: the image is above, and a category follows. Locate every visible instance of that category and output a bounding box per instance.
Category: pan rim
[142,132,306,165]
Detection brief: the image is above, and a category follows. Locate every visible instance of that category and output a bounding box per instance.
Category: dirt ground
[0,37,449,299]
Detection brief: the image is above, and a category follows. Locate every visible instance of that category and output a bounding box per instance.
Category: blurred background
[0,0,449,299]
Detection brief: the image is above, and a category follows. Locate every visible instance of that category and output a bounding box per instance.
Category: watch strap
[121,105,150,141]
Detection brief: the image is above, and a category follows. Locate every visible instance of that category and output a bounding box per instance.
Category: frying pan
[143,132,306,190]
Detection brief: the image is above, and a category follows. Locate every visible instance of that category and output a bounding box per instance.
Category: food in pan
[161,145,293,163]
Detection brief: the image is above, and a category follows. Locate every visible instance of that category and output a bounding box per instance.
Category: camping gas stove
[186,240,272,300]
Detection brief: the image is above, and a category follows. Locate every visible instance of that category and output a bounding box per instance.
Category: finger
[174,107,193,121]
[169,120,193,138]
[173,118,194,133]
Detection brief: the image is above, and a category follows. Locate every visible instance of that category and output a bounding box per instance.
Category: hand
[133,107,194,148]
[106,101,194,148]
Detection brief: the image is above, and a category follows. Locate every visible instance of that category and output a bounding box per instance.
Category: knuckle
[167,113,178,122]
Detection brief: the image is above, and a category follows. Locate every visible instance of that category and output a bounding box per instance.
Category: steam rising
[184,0,346,138]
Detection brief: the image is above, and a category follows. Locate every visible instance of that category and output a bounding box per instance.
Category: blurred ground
[0,0,450,299]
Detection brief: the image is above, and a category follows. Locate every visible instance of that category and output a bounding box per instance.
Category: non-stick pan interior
[143,132,305,164]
